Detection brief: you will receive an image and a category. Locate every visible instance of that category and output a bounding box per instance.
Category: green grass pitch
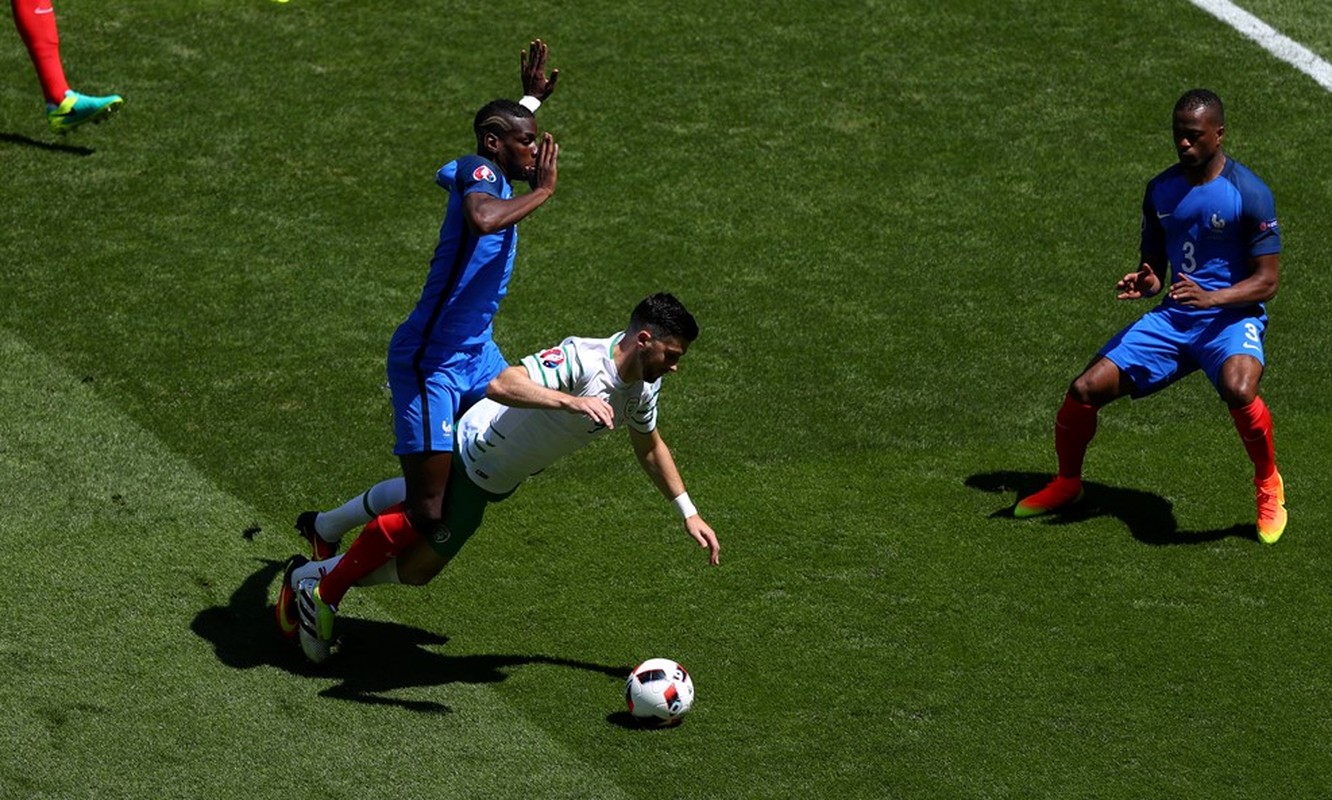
[3,1,1331,797]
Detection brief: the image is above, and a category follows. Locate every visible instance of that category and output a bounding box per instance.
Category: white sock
[289,554,400,590]
[314,477,408,542]
[291,554,342,588]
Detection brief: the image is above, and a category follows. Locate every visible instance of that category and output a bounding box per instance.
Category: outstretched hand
[1116,262,1161,300]
[521,38,560,101]
[685,516,720,566]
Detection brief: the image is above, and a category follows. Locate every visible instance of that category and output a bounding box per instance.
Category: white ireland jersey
[457,333,661,494]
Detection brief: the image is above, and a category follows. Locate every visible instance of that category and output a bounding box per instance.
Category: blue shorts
[1099,305,1267,398]
[387,329,507,455]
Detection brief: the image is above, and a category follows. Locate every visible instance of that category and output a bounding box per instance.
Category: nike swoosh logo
[1156,212,1172,219]
[34,6,53,12]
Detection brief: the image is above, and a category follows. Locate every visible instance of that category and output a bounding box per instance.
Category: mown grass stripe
[1186,0,1332,91]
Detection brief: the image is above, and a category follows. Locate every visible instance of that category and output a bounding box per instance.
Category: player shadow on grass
[966,471,1257,545]
[0,131,96,156]
[191,558,627,715]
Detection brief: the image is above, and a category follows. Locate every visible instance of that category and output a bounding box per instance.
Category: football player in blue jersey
[1015,89,1287,543]
[284,41,562,636]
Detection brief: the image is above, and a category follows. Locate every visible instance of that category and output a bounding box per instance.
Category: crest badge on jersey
[472,164,497,184]
[539,347,565,369]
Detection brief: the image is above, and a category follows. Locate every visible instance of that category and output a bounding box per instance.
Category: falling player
[278,294,720,662]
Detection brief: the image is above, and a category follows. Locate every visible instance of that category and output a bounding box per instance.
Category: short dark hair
[628,293,699,343]
[1174,88,1225,124]
[473,99,534,149]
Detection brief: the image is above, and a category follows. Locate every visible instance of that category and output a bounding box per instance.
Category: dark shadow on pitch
[191,558,628,714]
[965,470,1257,546]
[605,710,683,731]
[0,131,95,156]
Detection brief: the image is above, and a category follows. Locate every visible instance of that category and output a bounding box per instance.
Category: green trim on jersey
[561,344,576,388]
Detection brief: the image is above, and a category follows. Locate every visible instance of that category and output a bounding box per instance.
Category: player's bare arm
[521,38,559,101]
[464,133,558,234]
[485,365,614,427]
[1116,260,1163,300]
[630,428,721,565]
[1168,253,1279,309]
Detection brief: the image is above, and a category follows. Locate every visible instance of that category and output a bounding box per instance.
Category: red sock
[12,0,70,104]
[317,504,419,606]
[1229,397,1277,481]
[1054,393,1098,479]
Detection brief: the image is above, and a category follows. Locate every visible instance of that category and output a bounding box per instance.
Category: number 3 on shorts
[1244,321,1262,352]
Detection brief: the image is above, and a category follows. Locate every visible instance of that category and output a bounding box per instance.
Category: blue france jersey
[402,154,518,349]
[1141,158,1280,311]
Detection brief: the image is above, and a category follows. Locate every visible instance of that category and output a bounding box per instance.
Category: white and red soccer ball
[625,658,695,726]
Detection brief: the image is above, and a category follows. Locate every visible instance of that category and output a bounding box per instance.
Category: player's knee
[397,552,447,586]
[1220,380,1259,408]
[1068,376,1108,406]
[1068,360,1127,407]
[398,564,433,586]
[1218,358,1263,408]
[406,499,443,533]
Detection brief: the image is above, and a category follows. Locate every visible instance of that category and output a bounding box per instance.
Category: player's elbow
[469,215,503,235]
[484,368,527,405]
[484,379,512,403]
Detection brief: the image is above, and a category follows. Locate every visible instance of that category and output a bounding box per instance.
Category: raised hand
[521,38,560,101]
[1116,262,1161,300]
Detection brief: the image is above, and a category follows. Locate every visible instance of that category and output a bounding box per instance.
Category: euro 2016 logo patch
[539,347,565,369]
[472,164,497,183]
[1259,218,1279,233]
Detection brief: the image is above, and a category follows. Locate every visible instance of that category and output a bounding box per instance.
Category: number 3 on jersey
[1180,240,1197,273]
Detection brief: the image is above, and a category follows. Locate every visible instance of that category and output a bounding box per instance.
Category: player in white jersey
[281,294,719,662]
[459,331,662,494]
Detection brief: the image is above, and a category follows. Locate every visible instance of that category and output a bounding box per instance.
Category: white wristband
[672,492,697,520]
[518,95,542,112]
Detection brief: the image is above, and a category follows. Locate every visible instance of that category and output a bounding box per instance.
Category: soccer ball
[625,658,694,726]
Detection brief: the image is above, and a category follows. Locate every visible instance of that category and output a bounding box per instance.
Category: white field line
[1185,0,1332,92]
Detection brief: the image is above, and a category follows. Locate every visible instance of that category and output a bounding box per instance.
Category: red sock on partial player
[316,504,419,607]
[1229,396,1277,481]
[1054,393,1098,479]
[12,0,70,104]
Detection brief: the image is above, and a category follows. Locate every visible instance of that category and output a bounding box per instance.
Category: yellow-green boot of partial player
[47,89,124,133]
